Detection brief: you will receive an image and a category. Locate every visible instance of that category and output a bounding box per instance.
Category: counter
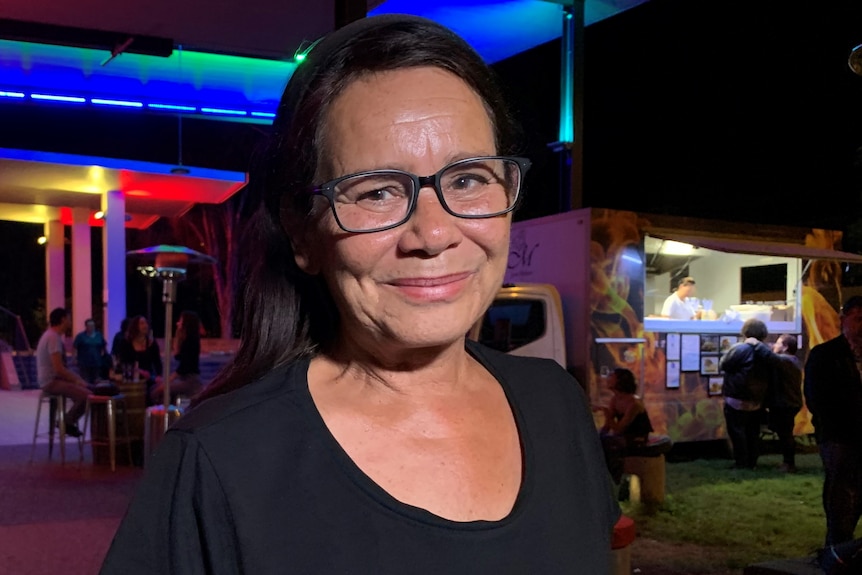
[644,317,800,335]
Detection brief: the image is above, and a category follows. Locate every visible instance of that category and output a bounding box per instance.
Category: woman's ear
[292,235,320,275]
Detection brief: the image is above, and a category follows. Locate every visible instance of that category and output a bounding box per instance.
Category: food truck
[474,207,862,444]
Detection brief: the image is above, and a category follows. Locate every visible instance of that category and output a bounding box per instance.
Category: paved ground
[0,389,143,575]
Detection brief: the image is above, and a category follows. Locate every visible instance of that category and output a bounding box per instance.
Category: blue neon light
[0,147,247,183]
[31,93,86,103]
[147,103,197,112]
[200,107,247,116]
[0,1,650,126]
[91,98,144,108]
[2,86,276,123]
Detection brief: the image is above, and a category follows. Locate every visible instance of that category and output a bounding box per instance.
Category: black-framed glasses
[310,156,531,233]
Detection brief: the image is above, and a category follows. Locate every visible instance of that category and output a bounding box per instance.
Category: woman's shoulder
[171,360,309,437]
[467,339,571,382]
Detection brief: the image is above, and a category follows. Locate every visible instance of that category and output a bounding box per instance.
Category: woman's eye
[355,187,396,203]
[450,173,490,190]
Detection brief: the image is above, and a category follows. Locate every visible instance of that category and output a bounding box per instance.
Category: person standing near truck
[768,334,803,473]
[719,318,778,469]
[660,276,700,320]
[804,295,862,548]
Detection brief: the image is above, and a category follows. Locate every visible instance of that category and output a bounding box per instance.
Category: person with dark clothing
[100,15,618,573]
[72,318,108,384]
[149,310,202,405]
[805,295,862,548]
[769,333,803,472]
[109,317,129,357]
[719,318,779,469]
[112,315,162,405]
[595,367,654,484]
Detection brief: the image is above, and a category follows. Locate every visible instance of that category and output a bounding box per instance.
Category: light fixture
[94,210,105,219]
[293,38,323,63]
[37,236,47,245]
[660,240,696,256]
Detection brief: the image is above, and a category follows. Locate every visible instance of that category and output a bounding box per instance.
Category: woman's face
[137,318,149,334]
[294,67,511,352]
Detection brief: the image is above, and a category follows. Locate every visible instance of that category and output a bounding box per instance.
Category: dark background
[3,0,862,341]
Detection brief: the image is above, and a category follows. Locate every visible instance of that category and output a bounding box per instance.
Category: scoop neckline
[296,345,534,531]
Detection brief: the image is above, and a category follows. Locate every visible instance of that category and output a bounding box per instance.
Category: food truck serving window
[640,232,862,335]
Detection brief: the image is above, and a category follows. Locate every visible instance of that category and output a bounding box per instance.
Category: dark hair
[842,295,862,315]
[48,307,68,327]
[741,318,768,341]
[177,310,201,345]
[126,315,150,342]
[679,276,696,286]
[612,368,638,394]
[777,333,797,354]
[197,15,520,405]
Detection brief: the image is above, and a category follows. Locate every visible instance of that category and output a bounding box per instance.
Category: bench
[622,435,673,506]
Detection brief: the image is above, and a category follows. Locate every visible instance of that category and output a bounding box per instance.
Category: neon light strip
[31,93,86,103]
[91,98,144,108]
[200,107,247,116]
[1,87,275,122]
[148,103,197,112]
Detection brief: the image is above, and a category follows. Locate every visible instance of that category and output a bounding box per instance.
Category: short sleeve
[100,431,240,574]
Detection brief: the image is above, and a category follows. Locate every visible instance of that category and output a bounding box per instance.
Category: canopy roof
[0,147,247,229]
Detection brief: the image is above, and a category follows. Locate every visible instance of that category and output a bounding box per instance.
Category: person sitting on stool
[36,308,92,438]
[149,310,203,406]
[595,368,654,484]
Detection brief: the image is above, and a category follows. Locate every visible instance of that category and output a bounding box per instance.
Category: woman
[596,368,654,484]
[600,368,653,443]
[102,15,618,574]
[112,315,162,404]
[149,310,203,406]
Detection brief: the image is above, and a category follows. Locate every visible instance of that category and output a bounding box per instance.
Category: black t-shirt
[101,341,619,574]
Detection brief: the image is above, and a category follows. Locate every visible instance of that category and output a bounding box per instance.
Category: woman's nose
[398,187,461,255]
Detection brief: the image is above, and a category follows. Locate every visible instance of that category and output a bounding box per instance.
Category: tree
[172,189,251,338]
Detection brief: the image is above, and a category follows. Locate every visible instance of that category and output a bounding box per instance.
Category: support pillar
[548,1,585,213]
[71,207,92,331]
[102,191,127,346]
[44,219,65,313]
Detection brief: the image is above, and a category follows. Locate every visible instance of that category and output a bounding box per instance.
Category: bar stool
[82,394,133,471]
[30,390,84,465]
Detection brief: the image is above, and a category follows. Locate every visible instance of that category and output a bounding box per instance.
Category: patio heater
[126,245,216,460]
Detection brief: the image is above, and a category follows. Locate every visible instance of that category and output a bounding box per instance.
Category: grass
[619,443,848,574]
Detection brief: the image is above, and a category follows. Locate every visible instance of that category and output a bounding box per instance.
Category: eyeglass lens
[331,158,521,232]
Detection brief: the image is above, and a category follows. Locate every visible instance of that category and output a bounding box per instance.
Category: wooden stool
[623,454,666,505]
[30,391,84,465]
[83,394,133,471]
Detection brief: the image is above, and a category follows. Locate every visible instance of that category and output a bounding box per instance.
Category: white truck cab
[471,283,566,369]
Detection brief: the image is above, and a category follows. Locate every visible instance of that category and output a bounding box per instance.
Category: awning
[646,232,862,264]
[0,147,248,229]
